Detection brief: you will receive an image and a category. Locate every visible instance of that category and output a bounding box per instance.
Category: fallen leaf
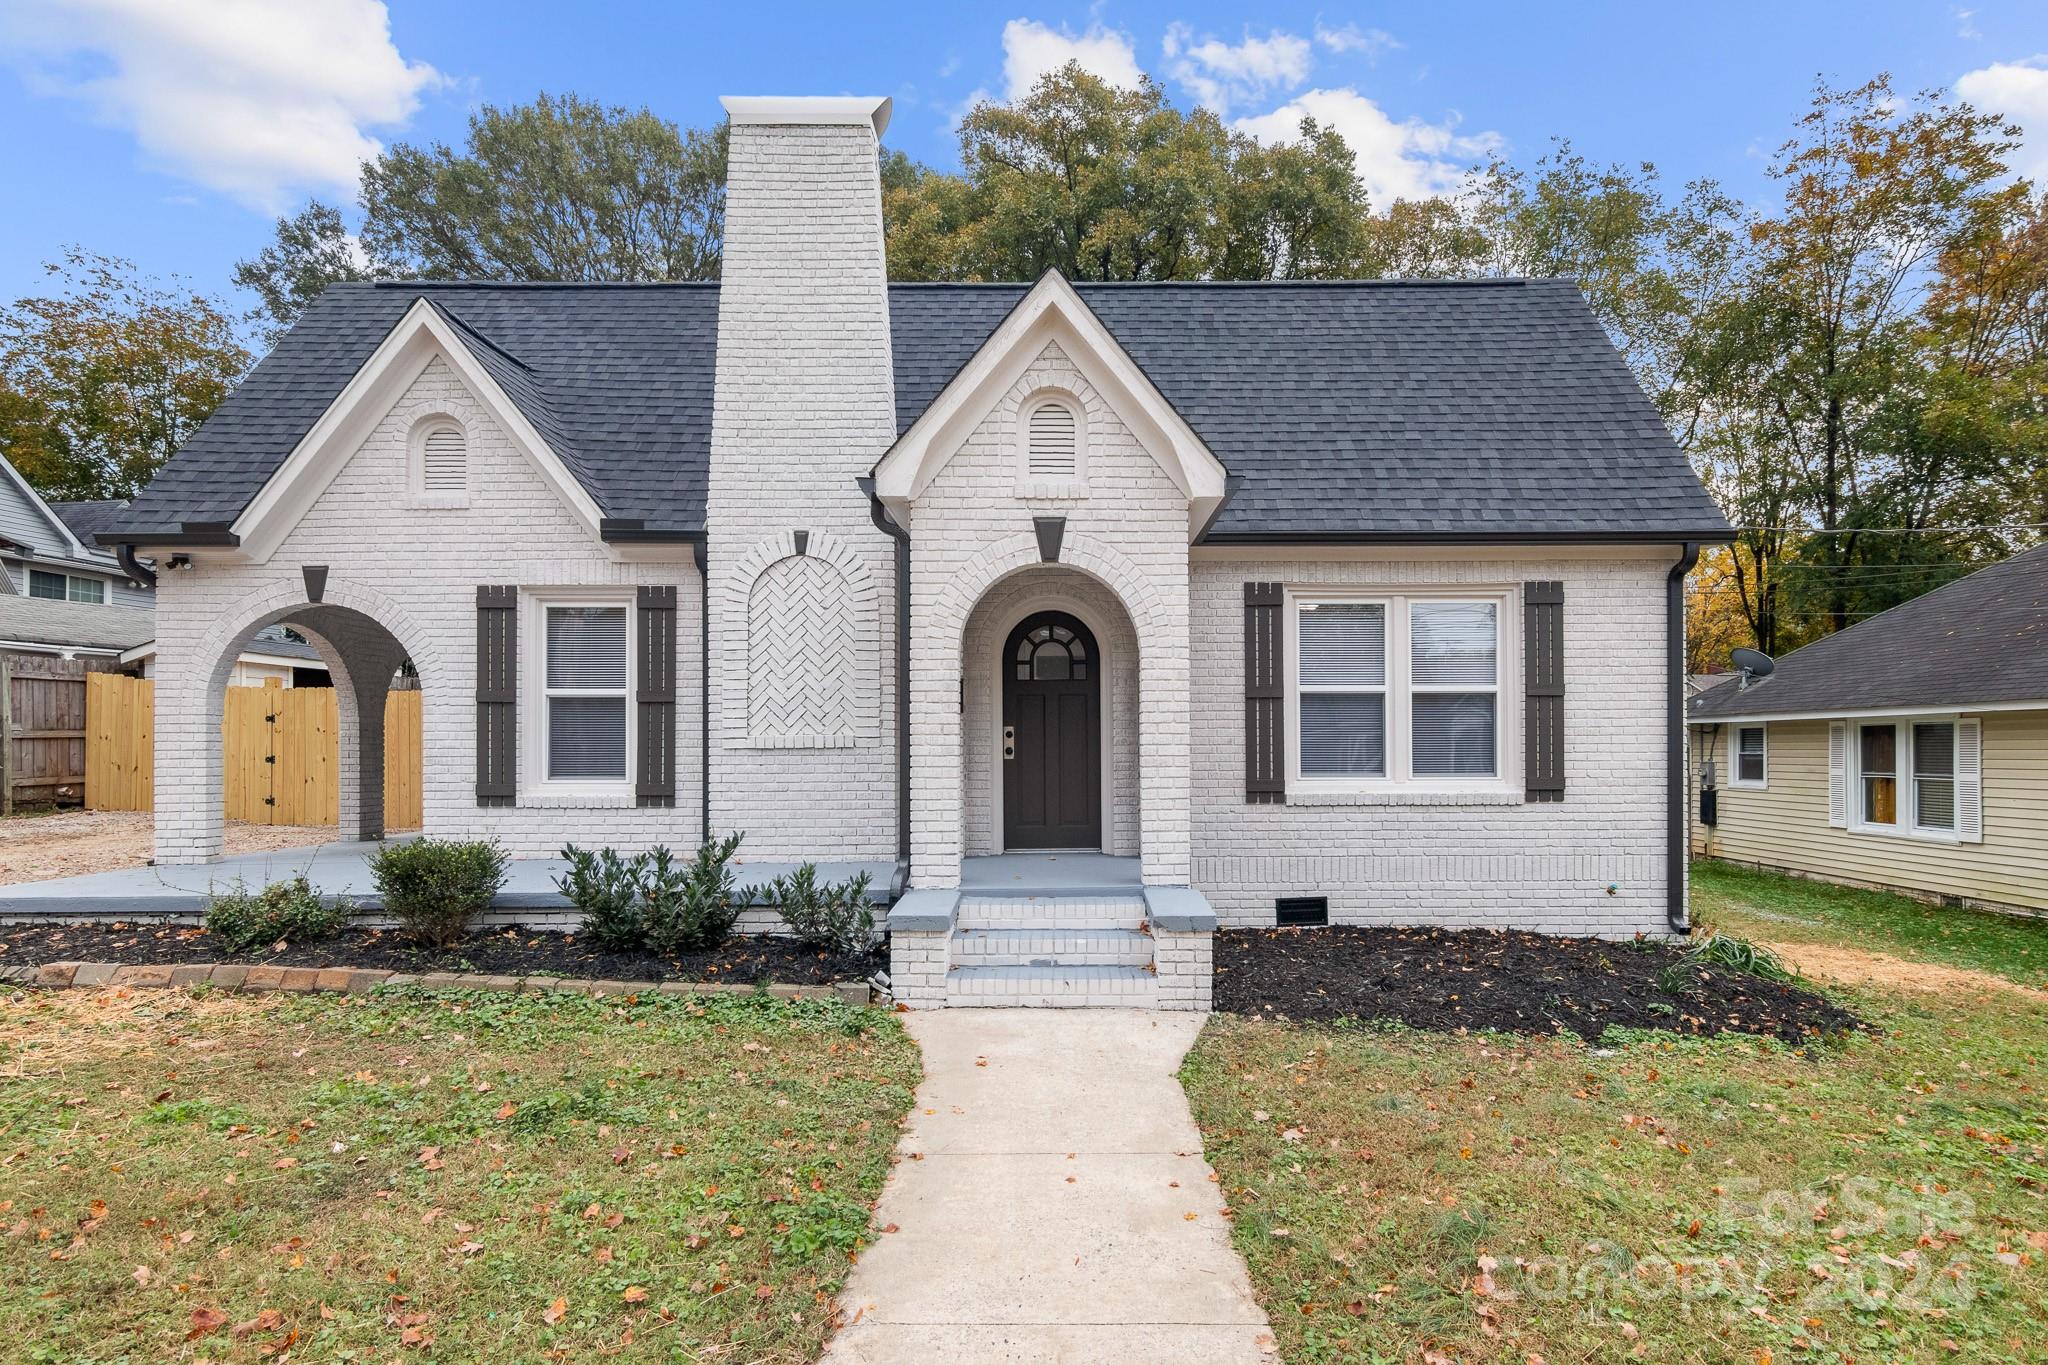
[543,1297,567,1325]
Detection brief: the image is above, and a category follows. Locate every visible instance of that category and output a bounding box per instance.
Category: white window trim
[406,413,470,509]
[1283,587,1519,798]
[1014,389,1088,497]
[1728,724,1768,789]
[521,588,635,801]
[1847,715,1960,844]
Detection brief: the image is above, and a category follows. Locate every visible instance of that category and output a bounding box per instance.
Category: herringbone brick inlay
[748,555,854,741]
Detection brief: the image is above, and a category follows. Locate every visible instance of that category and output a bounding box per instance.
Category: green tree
[0,250,249,501]
[238,93,727,334]
[883,64,1369,281]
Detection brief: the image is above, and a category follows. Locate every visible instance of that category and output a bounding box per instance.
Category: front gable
[872,272,1229,539]
[228,299,607,564]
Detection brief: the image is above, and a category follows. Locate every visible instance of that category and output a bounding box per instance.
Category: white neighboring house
[100,96,1731,1009]
[0,461,328,687]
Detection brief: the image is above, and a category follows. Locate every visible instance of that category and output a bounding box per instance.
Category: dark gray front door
[1002,612,1101,850]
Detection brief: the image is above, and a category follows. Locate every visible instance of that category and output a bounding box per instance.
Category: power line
[1727,522,2046,536]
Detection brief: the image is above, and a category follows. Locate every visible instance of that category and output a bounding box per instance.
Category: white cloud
[0,0,442,211]
[1952,7,1981,41]
[1314,22,1400,61]
[997,18,1145,100]
[1236,88,1502,206]
[1162,24,1312,114]
[1956,54,2048,181]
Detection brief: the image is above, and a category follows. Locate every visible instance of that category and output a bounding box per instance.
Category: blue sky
[2,1,2044,315]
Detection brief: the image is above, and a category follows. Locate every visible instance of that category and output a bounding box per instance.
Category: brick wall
[152,358,703,863]
[1189,552,1678,936]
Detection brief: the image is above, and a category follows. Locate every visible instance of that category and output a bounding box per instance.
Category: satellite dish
[1731,647,1775,689]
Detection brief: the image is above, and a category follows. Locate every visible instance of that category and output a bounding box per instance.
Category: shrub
[203,875,347,953]
[763,863,875,955]
[1684,929,1797,983]
[368,837,508,947]
[555,843,644,950]
[646,832,746,955]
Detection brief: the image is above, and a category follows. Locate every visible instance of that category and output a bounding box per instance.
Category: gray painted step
[951,927,1155,968]
[945,964,1160,1009]
[956,895,1148,931]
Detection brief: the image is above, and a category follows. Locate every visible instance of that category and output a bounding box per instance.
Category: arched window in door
[1015,621,1089,681]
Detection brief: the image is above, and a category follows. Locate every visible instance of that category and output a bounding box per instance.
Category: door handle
[1003,725,1015,760]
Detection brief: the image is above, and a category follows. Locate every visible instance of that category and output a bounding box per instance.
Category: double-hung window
[1851,719,1958,838]
[541,603,630,784]
[1292,593,1508,790]
[1731,725,1767,787]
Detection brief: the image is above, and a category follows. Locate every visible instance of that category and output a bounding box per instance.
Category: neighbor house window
[1731,725,1767,787]
[29,569,106,604]
[543,604,628,782]
[1859,723,1898,825]
[1292,593,1509,788]
[1911,722,1956,832]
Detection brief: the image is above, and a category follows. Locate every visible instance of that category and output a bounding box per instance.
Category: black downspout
[858,478,911,891]
[691,539,711,844]
[116,543,157,589]
[1667,542,1701,932]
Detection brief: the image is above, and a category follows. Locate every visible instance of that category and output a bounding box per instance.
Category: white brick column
[704,96,899,861]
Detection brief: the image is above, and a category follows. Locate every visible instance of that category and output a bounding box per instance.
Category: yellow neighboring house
[1689,543,2048,915]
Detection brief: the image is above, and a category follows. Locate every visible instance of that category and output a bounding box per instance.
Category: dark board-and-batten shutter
[1523,581,1565,802]
[1244,582,1285,804]
[475,586,517,807]
[635,585,678,808]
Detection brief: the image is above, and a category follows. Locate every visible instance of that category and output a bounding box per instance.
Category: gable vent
[422,424,467,494]
[1026,401,1079,480]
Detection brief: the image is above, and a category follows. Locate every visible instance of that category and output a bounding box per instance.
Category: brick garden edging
[1,960,873,1006]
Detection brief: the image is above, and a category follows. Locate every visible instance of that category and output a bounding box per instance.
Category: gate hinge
[263,796,276,806]
[263,754,276,764]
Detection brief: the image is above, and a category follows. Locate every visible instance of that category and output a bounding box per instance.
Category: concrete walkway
[824,1010,1273,1364]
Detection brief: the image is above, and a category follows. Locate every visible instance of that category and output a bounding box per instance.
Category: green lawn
[1183,867,2048,1364]
[1695,857,2048,988]
[0,984,919,1363]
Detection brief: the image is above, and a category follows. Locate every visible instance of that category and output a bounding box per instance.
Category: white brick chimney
[704,96,900,860]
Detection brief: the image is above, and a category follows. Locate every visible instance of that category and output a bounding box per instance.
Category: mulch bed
[0,921,881,986]
[1214,926,1864,1043]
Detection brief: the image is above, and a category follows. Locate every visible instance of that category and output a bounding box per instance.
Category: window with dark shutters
[1244,581,1285,803]
[635,585,677,807]
[475,586,518,807]
[1522,581,1564,802]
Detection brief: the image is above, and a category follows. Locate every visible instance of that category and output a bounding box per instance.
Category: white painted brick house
[102,96,1729,1009]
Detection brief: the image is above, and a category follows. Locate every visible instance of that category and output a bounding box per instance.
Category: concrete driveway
[823,1009,1273,1364]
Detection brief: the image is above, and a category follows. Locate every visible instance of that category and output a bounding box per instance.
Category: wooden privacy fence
[86,673,422,829]
[2,652,117,813]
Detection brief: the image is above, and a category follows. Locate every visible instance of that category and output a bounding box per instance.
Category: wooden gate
[2,652,115,812]
[85,678,422,828]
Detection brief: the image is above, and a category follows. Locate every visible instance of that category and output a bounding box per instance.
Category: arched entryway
[1001,611,1101,849]
[154,586,429,866]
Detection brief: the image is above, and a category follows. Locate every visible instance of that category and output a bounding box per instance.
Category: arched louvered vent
[421,423,467,494]
[1026,400,1079,479]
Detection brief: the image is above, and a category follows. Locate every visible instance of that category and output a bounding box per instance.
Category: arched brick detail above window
[721,531,879,748]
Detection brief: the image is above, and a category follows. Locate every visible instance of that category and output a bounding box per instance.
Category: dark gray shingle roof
[117,277,1727,543]
[1690,544,2048,720]
[48,499,132,546]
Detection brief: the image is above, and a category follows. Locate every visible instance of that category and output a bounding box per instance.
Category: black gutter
[115,543,157,588]
[857,477,911,887]
[1200,528,1735,546]
[96,522,241,549]
[690,539,712,842]
[1667,542,1702,933]
[600,518,705,546]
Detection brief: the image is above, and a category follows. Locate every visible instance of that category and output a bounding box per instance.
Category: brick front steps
[1,960,873,1005]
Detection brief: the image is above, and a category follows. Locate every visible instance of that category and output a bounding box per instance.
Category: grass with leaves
[1183,867,2048,1363]
[1694,857,2048,988]
[0,985,918,1362]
